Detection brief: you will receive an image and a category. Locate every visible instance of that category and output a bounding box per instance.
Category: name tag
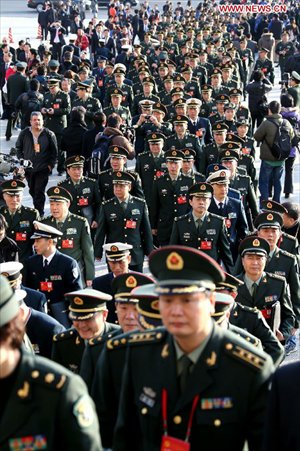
[82,188,91,194]
[40,281,53,292]
[62,239,74,248]
[200,240,212,250]
[20,221,30,228]
[177,195,187,204]
[206,229,216,235]
[228,212,237,219]
[126,220,136,229]
[50,275,62,281]
[66,228,77,235]
[15,232,27,241]
[53,103,60,109]
[78,198,88,206]
[132,209,140,215]
[34,143,40,153]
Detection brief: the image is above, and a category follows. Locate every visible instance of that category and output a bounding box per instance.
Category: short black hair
[107,113,122,128]
[268,100,280,114]
[280,94,294,108]
[281,202,300,221]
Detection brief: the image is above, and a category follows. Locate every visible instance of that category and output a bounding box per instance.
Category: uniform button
[225,343,233,350]
[58,246,61,249]
[141,407,148,415]
[214,419,221,427]
[173,416,182,424]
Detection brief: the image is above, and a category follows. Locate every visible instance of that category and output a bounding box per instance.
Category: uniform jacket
[98,169,144,201]
[235,272,295,339]
[22,285,47,313]
[7,72,29,105]
[94,195,153,265]
[165,133,203,172]
[135,151,167,208]
[0,350,101,451]
[0,205,39,263]
[52,322,120,374]
[92,272,118,324]
[169,211,233,272]
[43,89,71,133]
[113,323,274,451]
[0,235,18,263]
[42,213,95,281]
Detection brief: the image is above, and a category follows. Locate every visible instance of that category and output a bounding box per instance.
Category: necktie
[57,222,63,230]
[219,202,223,213]
[179,354,192,393]
[171,179,177,186]
[196,218,202,231]
[44,259,48,269]
[252,282,258,299]
[120,201,127,211]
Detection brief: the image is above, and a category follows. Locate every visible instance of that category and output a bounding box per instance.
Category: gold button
[214,419,221,427]
[45,373,55,383]
[141,407,148,415]
[31,370,39,378]
[156,333,162,339]
[225,343,233,350]
[173,415,182,424]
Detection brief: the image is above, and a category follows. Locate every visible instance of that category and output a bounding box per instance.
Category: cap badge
[74,297,84,305]
[166,252,184,270]
[225,151,230,156]
[217,124,221,129]
[110,245,119,252]
[253,239,260,247]
[267,202,272,209]
[184,150,189,155]
[116,172,121,177]
[220,171,226,177]
[152,134,157,139]
[114,147,119,152]
[54,188,60,194]
[126,276,137,288]
[177,116,181,120]
[75,156,80,161]
[200,184,206,190]
[11,181,17,187]
[267,214,273,220]
[228,143,233,148]
[151,300,159,311]
[172,150,177,156]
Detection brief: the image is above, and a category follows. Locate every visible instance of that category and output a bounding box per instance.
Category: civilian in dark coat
[245,70,272,129]
[61,106,88,159]
[22,285,47,313]
[5,63,29,140]
[49,22,66,60]
[81,112,105,174]
[263,362,300,451]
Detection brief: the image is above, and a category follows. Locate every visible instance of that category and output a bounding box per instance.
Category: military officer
[72,80,102,129]
[42,186,95,287]
[181,148,206,182]
[169,182,233,271]
[135,132,167,212]
[235,120,256,157]
[0,180,39,264]
[91,274,161,448]
[252,48,275,84]
[275,31,295,78]
[0,275,102,451]
[200,84,214,118]
[94,171,153,272]
[23,221,82,327]
[165,115,203,173]
[236,236,295,341]
[132,76,160,116]
[98,145,144,201]
[58,155,101,230]
[287,71,300,112]
[104,66,134,109]
[207,169,248,260]
[201,122,229,175]
[52,288,120,374]
[41,78,71,174]
[216,272,284,366]
[113,246,274,451]
[151,149,195,246]
[229,89,252,130]
[103,88,132,126]
[220,148,259,230]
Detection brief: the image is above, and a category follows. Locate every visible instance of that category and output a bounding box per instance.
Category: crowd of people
[0,0,300,450]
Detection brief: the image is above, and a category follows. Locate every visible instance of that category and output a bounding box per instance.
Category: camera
[120,125,135,144]
[279,72,290,91]
[0,152,32,175]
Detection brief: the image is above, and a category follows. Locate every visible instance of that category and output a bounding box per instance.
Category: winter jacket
[258,33,275,54]
[254,113,294,161]
[245,79,272,112]
[61,121,88,159]
[102,126,135,160]
[16,127,58,171]
[281,108,300,157]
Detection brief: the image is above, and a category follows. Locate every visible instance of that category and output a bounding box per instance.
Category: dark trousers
[51,43,63,61]
[56,134,65,173]
[25,168,49,216]
[284,156,296,194]
[5,105,17,139]
[129,263,144,273]
[251,111,264,131]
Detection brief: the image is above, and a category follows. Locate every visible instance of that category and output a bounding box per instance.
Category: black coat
[0,236,18,262]
[245,79,272,113]
[61,121,88,158]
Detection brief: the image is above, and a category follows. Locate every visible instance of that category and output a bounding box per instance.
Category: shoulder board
[42,214,52,220]
[127,170,138,177]
[107,329,166,349]
[130,196,145,203]
[88,330,117,347]
[282,231,297,242]
[230,326,261,348]
[85,177,97,183]
[224,339,267,371]
[53,329,77,342]
[138,151,150,157]
[238,174,250,180]
[24,206,38,213]
[236,303,260,315]
[209,212,224,221]
[57,180,64,186]
[267,272,286,282]
[70,213,86,222]
[279,249,295,259]
[176,213,190,221]
[28,362,68,392]
[99,169,110,176]
[103,198,114,205]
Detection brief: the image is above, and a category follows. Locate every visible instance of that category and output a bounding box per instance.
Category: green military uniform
[43,88,71,133]
[287,83,300,112]
[0,349,102,451]
[253,57,274,84]
[104,83,134,109]
[165,131,203,173]
[113,324,273,451]
[103,105,132,125]
[132,93,160,117]
[98,168,144,201]
[52,323,120,374]
[229,173,259,229]
[0,205,39,263]
[42,210,94,282]
[72,95,102,129]
[58,176,101,225]
[275,40,295,76]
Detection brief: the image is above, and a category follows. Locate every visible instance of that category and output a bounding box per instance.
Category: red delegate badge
[78,198,88,206]
[40,281,53,292]
[177,196,187,204]
[62,239,74,248]
[15,232,27,241]
[126,220,136,229]
[200,240,212,250]
[161,436,190,451]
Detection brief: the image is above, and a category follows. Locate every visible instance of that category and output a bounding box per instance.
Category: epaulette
[282,231,297,242]
[43,214,52,220]
[107,329,166,350]
[224,339,267,371]
[85,177,97,183]
[99,169,110,175]
[138,150,151,157]
[175,213,190,222]
[235,303,260,315]
[88,330,116,347]
[28,366,68,392]
[278,249,296,259]
[70,213,86,222]
[209,212,224,221]
[103,198,114,205]
[57,180,64,186]
[24,206,38,213]
[230,325,261,348]
[267,272,286,282]
[130,196,146,203]
[237,173,250,180]
[127,169,138,177]
[53,329,77,342]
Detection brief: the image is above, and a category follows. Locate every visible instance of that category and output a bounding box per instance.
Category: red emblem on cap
[267,214,274,221]
[253,239,260,247]
[54,188,60,194]
[126,276,137,288]
[166,252,184,270]
[11,181,17,187]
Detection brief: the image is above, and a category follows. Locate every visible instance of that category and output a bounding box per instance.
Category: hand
[41,107,48,114]
[91,221,98,229]
[48,108,54,115]
[276,329,284,341]
[137,114,146,126]
[290,327,298,336]
[152,229,158,236]
[149,115,159,126]
[48,165,52,172]
[86,280,93,287]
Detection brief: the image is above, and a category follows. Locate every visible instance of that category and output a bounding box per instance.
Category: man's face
[77,87,86,99]
[175,105,186,116]
[108,255,131,277]
[187,107,199,120]
[189,195,210,216]
[221,159,237,176]
[258,227,281,251]
[33,238,51,255]
[225,109,235,120]
[202,91,211,102]
[230,95,240,106]
[237,125,248,138]
[182,159,194,173]
[50,200,69,220]
[49,85,59,95]
[61,80,70,92]
[242,254,266,278]
[149,141,163,156]
[115,302,139,332]
[152,111,164,123]
[73,311,108,340]
[174,123,187,135]
[3,192,23,211]
[115,74,124,85]
[111,95,122,107]
[143,83,153,96]
[110,156,125,171]
[216,103,225,113]
[30,114,43,130]
[212,183,228,201]
[167,160,182,177]
[159,291,214,341]
[113,183,131,201]
[67,165,83,182]
[214,132,226,145]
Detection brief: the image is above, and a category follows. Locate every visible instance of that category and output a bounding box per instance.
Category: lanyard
[162,389,199,442]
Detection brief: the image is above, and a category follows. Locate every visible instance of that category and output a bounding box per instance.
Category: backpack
[284,115,300,148]
[266,118,292,161]
[23,94,42,124]
[89,133,114,177]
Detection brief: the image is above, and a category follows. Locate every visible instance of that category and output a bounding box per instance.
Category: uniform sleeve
[132,174,145,199]
[80,345,97,393]
[279,280,295,338]
[193,137,203,173]
[217,221,234,272]
[236,202,249,242]
[80,219,95,281]
[141,202,154,256]
[48,130,58,168]
[94,204,107,259]
[57,373,103,451]
[169,220,180,245]
[288,258,300,328]
[67,259,83,291]
[53,92,71,117]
